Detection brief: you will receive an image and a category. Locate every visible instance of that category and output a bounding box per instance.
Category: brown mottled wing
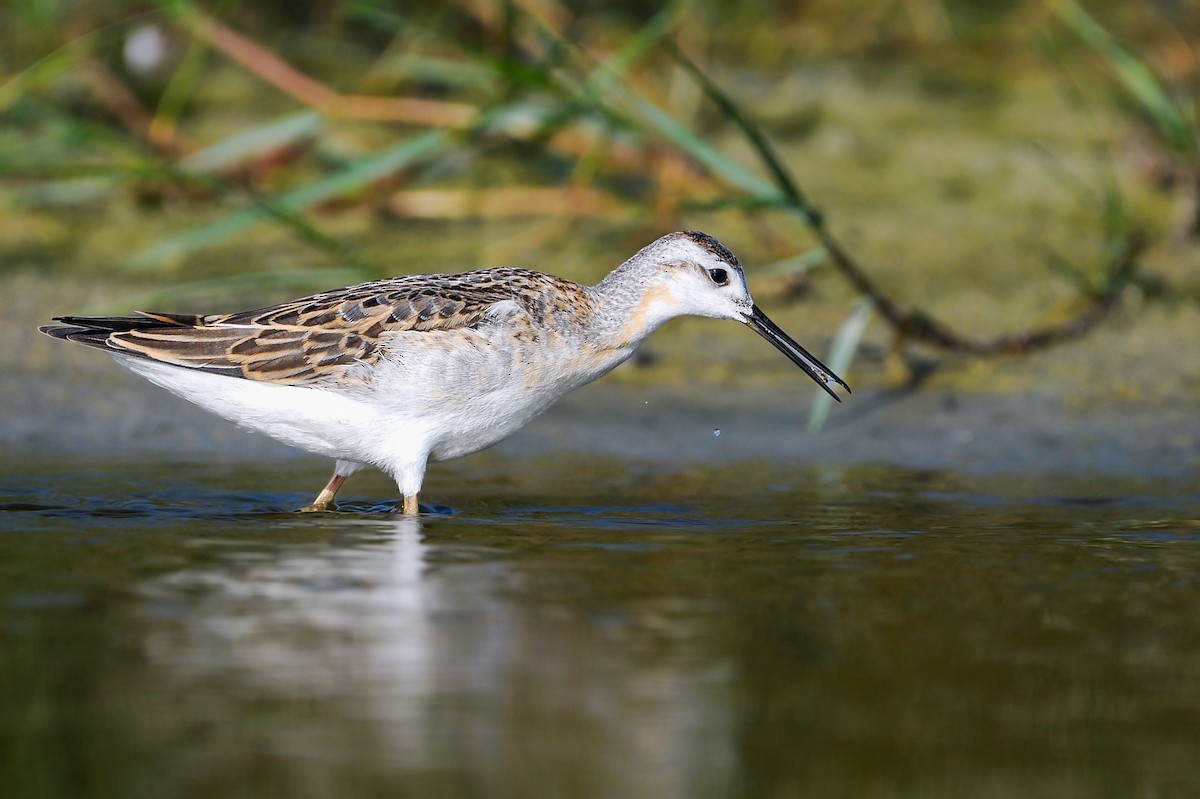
[43,269,580,387]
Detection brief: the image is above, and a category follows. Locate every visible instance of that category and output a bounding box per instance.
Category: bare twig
[180,10,657,172]
[183,11,478,128]
[818,231,1144,354]
[667,39,1145,357]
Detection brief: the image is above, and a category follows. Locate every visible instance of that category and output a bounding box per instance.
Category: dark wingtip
[39,323,80,340]
[40,313,196,343]
[39,322,117,349]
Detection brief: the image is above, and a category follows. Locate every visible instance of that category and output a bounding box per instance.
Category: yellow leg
[402,494,420,515]
[298,472,347,512]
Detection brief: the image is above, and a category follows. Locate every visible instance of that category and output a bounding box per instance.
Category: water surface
[2,456,1199,798]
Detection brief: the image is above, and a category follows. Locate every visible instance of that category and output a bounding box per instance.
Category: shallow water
[2,455,1199,798]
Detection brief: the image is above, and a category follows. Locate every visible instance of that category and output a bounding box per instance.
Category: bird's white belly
[116,355,387,462]
[420,379,561,462]
[115,327,631,471]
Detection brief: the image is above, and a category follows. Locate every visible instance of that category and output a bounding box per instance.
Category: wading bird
[41,231,849,513]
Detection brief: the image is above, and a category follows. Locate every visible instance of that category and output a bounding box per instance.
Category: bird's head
[621,230,851,400]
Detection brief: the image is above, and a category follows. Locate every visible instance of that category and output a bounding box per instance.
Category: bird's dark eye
[708,267,729,285]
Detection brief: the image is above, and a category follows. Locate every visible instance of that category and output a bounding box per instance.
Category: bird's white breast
[367,324,633,462]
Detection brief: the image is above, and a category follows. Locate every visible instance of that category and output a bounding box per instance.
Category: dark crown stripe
[679,230,739,267]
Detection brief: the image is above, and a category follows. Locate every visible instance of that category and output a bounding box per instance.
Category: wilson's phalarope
[41,231,849,514]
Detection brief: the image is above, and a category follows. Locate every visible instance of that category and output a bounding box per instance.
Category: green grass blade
[179,113,323,173]
[565,5,786,199]
[1055,0,1196,155]
[622,90,779,198]
[127,129,448,271]
[663,39,818,222]
[504,0,786,203]
[680,196,796,212]
[0,48,79,113]
[808,297,873,432]
[486,4,683,142]
[14,177,115,207]
[583,4,684,97]
[757,248,828,277]
[108,268,374,314]
[664,41,807,203]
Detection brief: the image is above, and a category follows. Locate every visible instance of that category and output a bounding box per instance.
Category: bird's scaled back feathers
[39,268,592,388]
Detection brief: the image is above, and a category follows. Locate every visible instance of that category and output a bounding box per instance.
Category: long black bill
[745,305,851,402]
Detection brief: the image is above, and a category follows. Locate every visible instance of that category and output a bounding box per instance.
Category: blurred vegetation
[2,0,1199,417]
[1055,0,1200,242]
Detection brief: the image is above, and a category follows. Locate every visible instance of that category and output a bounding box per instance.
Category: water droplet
[713,428,721,437]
